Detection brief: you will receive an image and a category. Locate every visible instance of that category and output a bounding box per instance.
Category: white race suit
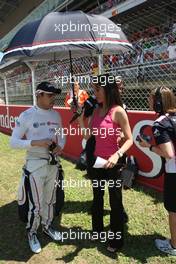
[10,105,65,234]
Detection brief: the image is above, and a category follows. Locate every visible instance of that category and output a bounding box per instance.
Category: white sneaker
[28,233,41,254]
[43,226,62,241]
[155,238,176,256]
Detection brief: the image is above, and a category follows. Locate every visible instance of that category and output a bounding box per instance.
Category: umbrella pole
[98,51,103,75]
[69,50,77,109]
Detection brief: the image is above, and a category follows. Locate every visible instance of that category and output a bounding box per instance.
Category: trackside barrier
[0,104,164,191]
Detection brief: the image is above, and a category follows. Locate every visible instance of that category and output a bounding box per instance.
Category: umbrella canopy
[3,11,133,62]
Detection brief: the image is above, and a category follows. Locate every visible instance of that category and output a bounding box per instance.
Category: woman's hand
[138,136,151,148]
[104,152,119,169]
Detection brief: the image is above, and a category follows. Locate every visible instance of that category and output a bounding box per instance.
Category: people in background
[65,81,89,108]
[167,40,176,60]
[0,97,5,104]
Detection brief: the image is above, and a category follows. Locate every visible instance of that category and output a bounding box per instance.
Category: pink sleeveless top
[91,106,121,159]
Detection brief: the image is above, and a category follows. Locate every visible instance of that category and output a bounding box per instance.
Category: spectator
[108,0,113,8]
[172,22,176,33]
[139,86,176,256]
[136,47,144,64]
[0,98,5,104]
[167,41,176,60]
[90,62,99,75]
[119,54,124,65]
[65,81,89,108]
[160,51,169,61]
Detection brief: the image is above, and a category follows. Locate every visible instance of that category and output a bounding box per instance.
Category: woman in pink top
[78,74,133,253]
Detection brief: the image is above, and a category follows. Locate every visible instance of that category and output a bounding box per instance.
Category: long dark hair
[93,73,123,112]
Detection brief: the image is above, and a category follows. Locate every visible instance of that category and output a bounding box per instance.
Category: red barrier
[0,104,164,191]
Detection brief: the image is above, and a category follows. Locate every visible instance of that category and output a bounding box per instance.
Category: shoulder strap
[167,115,176,137]
[166,115,176,152]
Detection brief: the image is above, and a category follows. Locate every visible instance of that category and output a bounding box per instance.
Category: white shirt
[172,23,176,33]
[167,45,176,59]
[10,105,65,158]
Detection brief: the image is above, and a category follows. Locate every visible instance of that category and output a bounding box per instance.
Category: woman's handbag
[120,156,138,189]
[76,135,96,172]
[75,149,87,171]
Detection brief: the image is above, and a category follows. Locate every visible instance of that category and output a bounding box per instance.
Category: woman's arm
[114,106,133,154]
[139,139,175,159]
[152,143,175,159]
[105,106,133,169]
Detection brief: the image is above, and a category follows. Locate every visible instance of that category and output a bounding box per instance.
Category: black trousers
[164,172,176,212]
[90,166,124,248]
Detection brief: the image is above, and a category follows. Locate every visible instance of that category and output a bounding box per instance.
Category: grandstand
[0,0,176,109]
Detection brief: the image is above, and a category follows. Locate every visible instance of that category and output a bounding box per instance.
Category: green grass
[0,132,175,264]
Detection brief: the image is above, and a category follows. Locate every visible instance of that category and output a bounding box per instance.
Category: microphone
[69,96,98,124]
[69,107,83,124]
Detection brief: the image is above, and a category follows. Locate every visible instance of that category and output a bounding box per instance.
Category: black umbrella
[3,11,133,109]
[3,11,132,61]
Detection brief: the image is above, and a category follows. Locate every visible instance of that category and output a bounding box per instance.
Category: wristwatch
[117,150,123,158]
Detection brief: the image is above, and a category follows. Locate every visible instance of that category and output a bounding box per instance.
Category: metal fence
[0,78,5,103]
[0,57,176,110]
[0,64,32,105]
[106,60,176,110]
[1,0,176,109]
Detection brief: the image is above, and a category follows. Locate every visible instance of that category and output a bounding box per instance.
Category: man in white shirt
[10,82,65,254]
[167,42,176,60]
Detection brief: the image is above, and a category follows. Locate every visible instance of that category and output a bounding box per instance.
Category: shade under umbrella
[3,11,133,62]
